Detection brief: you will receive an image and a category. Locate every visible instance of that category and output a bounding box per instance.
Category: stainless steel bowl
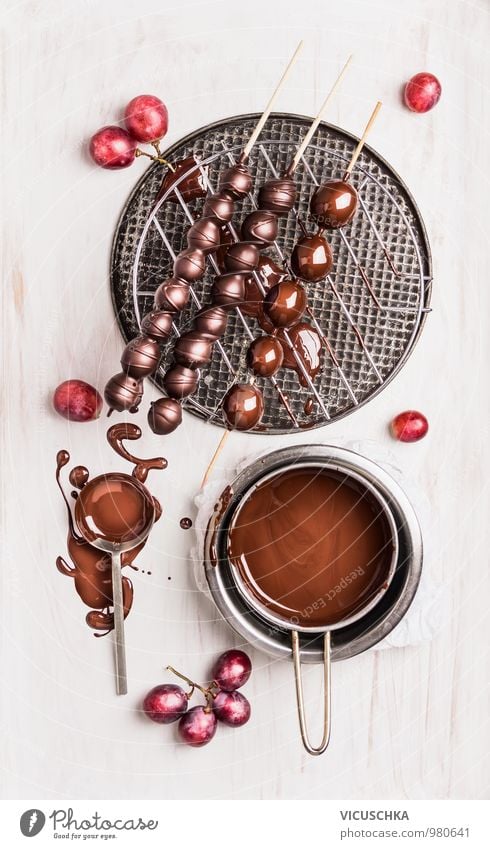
[203,444,423,754]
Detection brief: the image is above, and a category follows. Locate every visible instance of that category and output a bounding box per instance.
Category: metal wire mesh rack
[111,113,432,434]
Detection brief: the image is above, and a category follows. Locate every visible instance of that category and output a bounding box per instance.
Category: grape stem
[135,148,175,172]
[166,665,218,710]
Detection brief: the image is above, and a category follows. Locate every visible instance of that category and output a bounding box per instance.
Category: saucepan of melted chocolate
[205,450,400,756]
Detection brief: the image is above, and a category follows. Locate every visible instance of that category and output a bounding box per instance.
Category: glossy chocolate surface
[203,191,235,222]
[247,335,284,378]
[227,468,393,628]
[163,364,199,399]
[75,473,154,546]
[157,155,207,204]
[173,331,214,368]
[291,233,333,282]
[257,177,296,215]
[278,321,323,386]
[241,210,278,245]
[56,452,136,632]
[106,423,167,483]
[211,273,246,306]
[310,180,358,229]
[69,466,90,489]
[104,373,144,413]
[222,383,264,431]
[219,163,253,198]
[264,279,307,328]
[242,256,286,317]
[120,335,161,378]
[194,305,228,338]
[154,278,190,313]
[141,310,173,341]
[148,397,182,434]
[55,433,164,636]
[215,227,233,272]
[187,216,222,253]
[224,242,260,274]
[173,248,206,282]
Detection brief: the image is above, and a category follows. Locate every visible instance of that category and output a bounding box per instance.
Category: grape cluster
[142,650,252,747]
[89,94,169,170]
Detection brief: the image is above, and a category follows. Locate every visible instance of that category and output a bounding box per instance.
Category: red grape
[390,410,429,443]
[124,95,168,143]
[89,126,137,169]
[143,684,188,724]
[53,380,103,422]
[178,706,217,746]
[213,690,251,727]
[404,73,441,113]
[212,650,252,692]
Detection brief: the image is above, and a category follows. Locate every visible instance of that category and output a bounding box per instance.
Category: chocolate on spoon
[56,426,165,694]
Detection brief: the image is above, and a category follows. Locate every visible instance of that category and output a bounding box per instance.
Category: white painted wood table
[1,0,489,801]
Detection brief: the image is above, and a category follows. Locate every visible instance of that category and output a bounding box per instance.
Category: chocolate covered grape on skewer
[151,175,296,437]
[303,101,385,309]
[258,177,383,387]
[244,104,385,388]
[157,54,353,438]
[104,41,304,425]
[174,59,354,479]
[310,101,382,229]
[214,57,357,418]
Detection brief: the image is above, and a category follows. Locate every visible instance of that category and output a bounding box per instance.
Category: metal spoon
[75,475,155,695]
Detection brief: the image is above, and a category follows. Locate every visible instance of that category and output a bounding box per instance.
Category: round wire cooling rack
[111,113,432,434]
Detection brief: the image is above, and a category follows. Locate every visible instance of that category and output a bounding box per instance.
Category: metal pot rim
[204,444,423,663]
[226,460,400,634]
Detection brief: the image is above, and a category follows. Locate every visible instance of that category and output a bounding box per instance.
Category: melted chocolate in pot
[227,468,393,628]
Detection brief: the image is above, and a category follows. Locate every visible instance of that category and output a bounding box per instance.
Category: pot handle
[292,629,331,756]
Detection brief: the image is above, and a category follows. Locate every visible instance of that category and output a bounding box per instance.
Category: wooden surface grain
[1,0,489,800]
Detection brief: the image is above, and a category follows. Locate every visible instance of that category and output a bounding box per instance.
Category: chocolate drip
[278,322,323,386]
[106,423,167,482]
[205,485,234,569]
[69,466,89,489]
[56,451,78,539]
[157,155,207,204]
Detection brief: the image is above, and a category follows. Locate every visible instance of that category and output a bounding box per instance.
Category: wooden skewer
[200,44,303,485]
[345,100,382,176]
[242,40,304,161]
[201,53,354,484]
[289,54,353,173]
[200,429,230,489]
